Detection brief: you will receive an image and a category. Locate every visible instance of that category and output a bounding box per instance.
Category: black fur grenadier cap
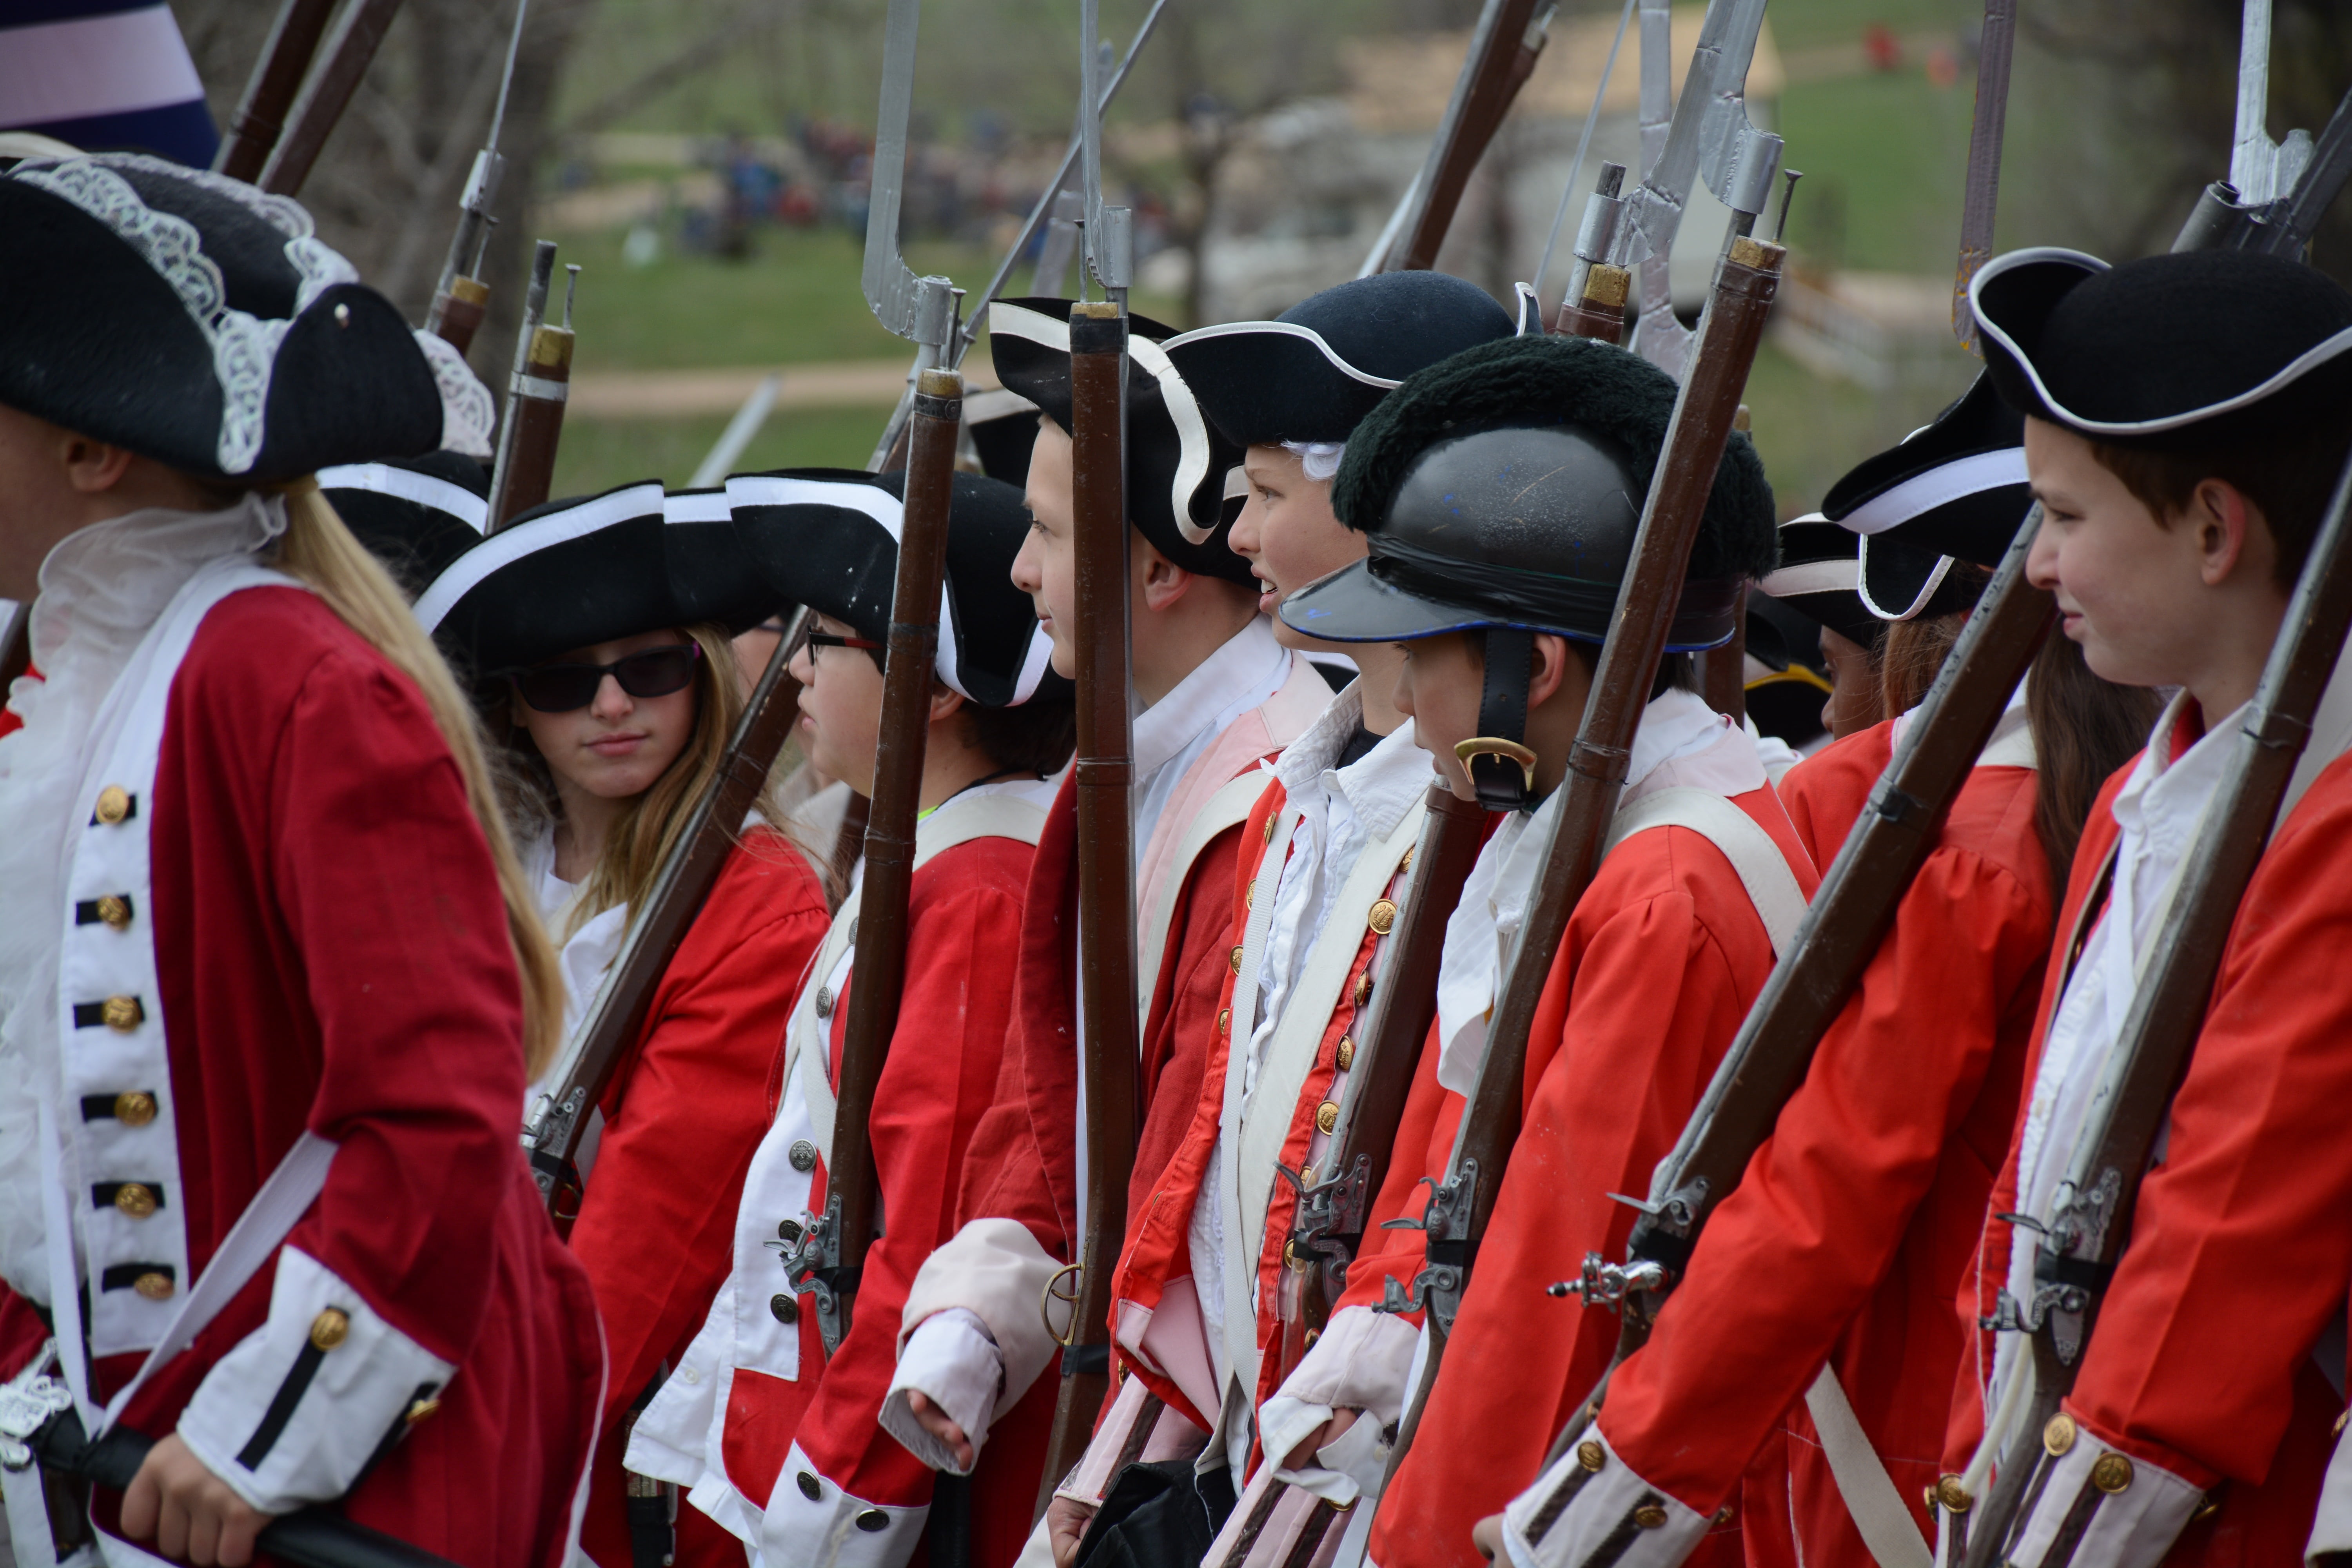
[1971,246,2352,445]
[1162,270,1517,448]
[0,153,449,482]
[726,468,1058,709]
[986,297,1254,585]
[1280,333,1777,651]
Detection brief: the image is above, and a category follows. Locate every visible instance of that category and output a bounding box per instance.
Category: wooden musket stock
[1035,300,1142,1518]
[255,0,406,197]
[212,0,338,183]
[527,612,811,1229]
[1276,783,1488,1380]
[1964,442,2352,1566]
[487,243,574,533]
[1375,236,1788,1488]
[799,369,965,1355]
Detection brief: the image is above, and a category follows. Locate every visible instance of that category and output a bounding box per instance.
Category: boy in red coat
[1931,249,2352,1568]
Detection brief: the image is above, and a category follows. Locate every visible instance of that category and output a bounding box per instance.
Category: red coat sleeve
[797,842,1033,1506]
[1776,722,1894,869]
[1604,767,2049,1526]
[570,829,830,1428]
[1372,834,1784,1568]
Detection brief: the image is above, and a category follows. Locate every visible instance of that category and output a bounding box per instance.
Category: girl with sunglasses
[418,481,833,1568]
[624,470,1076,1568]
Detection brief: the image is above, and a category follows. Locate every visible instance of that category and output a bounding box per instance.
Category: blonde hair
[506,622,813,938]
[268,483,566,1081]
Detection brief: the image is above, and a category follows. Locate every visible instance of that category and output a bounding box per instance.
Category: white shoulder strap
[1806,1368,1935,1568]
[1136,771,1270,1029]
[915,791,1050,860]
[1602,787,1809,955]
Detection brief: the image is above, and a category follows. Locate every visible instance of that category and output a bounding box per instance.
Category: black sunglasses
[514,643,701,713]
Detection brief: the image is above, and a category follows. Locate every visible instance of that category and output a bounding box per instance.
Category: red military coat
[571,827,830,1567]
[1370,785,1817,1568]
[80,587,601,1563]
[1942,733,2352,1568]
[1586,732,2048,1568]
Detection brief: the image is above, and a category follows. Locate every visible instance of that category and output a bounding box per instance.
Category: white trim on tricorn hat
[1837,448,2028,537]
[1856,538,1956,621]
[318,462,488,535]
[1971,246,2352,436]
[1159,319,1402,391]
[414,481,664,635]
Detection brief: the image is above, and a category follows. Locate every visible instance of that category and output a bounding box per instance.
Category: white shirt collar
[1269,680,1433,845]
[1132,616,1292,784]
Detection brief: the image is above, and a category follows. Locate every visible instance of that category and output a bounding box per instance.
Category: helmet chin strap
[1455,626,1542,812]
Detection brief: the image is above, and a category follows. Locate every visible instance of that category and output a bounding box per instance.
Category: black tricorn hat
[0,154,442,481]
[320,453,489,601]
[726,468,1056,708]
[1162,270,1516,448]
[417,482,766,680]
[661,486,796,635]
[1282,333,1776,650]
[1971,246,2352,446]
[1756,516,1877,648]
[1820,371,2029,617]
[987,297,1253,584]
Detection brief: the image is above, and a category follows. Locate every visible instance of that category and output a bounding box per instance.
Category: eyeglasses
[807,632,883,655]
[514,643,701,713]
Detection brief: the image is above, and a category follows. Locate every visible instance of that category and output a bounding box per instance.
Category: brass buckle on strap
[1454,737,1537,794]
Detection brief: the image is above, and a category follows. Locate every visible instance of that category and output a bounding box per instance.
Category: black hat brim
[1161,323,1398,448]
[321,454,488,600]
[417,482,675,679]
[664,488,790,635]
[1279,557,1738,652]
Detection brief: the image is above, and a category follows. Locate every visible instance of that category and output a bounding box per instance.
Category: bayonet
[1951,0,2017,349]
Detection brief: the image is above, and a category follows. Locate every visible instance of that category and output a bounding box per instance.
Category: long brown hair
[504,622,811,937]
[2024,630,2160,902]
[268,484,566,1081]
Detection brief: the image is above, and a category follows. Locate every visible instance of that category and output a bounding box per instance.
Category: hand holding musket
[776,370,966,1354]
[1372,233,1789,1492]
[255,0,406,198]
[486,245,576,533]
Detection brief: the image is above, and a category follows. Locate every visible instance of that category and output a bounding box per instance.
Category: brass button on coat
[95,895,132,931]
[310,1309,351,1350]
[2091,1453,2134,1494]
[134,1272,174,1301]
[405,1396,440,1426]
[1353,973,1373,1007]
[113,1183,158,1220]
[2043,1412,2077,1456]
[1315,1101,1339,1134]
[1263,814,1278,844]
[1299,1164,1314,1187]
[114,1092,158,1127]
[770,1294,799,1325]
[1334,1036,1356,1073]
[1577,1440,1604,1472]
[1218,1007,1230,1036]
[788,1140,819,1172]
[1229,945,1245,974]
[94,786,132,825]
[1632,1505,1668,1530]
[1367,899,1397,936]
[1245,881,1255,910]
[101,996,142,1032]
[1933,1476,1972,1513]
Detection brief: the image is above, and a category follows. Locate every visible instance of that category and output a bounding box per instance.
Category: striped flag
[0,1,218,166]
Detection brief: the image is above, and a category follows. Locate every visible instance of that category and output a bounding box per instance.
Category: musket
[524,614,811,1226]
[256,0,407,198]
[1532,0,1638,318]
[1949,0,2018,350]
[775,370,965,1355]
[1381,0,1558,275]
[1555,0,1782,381]
[2175,80,2352,257]
[1034,0,1143,1513]
[1274,784,1489,1383]
[1958,435,2352,1568]
[1370,229,1790,1492]
[1531,506,2054,1469]
[486,248,577,533]
[864,0,1171,470]
[211,0,337,183]
[424,0,532,355]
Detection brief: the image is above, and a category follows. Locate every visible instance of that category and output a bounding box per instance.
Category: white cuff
[1273,1412,1390,1505]
[881,1308,1001,1475]
[2005,1424,2203,1568]
[1500,1428,1709,1568]
[759,1439,928,1568]
[176,1246,456,1515]
[898,1219,1060,1418]
[1257,1305,1419,1468]
[2309,1421,2352,1562]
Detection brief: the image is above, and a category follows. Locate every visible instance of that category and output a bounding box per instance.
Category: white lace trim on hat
[13,154,356,475]
[413,330,495,460]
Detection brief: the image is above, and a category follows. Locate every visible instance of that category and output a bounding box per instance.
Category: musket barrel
[1391,0,1550,273]
[817,369,965,1354]
[212,0,338,183]
[255,0,406,197]
[1036,299,1142,1517]
[488,246,573,532]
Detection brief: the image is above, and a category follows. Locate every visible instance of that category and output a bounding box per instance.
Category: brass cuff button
[2090,1453,2134,1494]
[310,1308,351,1350]
[134,1271,174,1301]
[2043,1412,2077,1456]
[1632,1505,1668,1530]
[1576,1440,1605,1472]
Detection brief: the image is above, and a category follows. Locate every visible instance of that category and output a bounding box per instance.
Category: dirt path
[570,357,1002,419]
